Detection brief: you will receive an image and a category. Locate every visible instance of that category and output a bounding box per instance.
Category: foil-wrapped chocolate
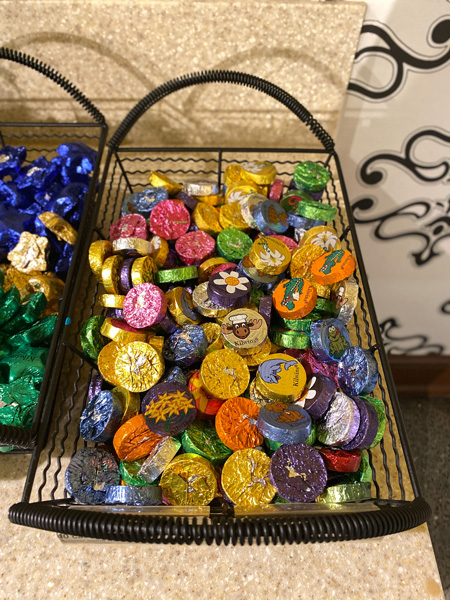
[65,447,120,504]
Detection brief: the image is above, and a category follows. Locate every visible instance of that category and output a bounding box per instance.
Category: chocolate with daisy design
[207,267,251,308]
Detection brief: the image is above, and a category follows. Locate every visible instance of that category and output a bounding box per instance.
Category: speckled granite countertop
[0,454,443,600]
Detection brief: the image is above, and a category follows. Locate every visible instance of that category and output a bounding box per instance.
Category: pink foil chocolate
[123,283,167,328]
[109,214,148,242]
[149,200,190,240]
[175,231,216,266]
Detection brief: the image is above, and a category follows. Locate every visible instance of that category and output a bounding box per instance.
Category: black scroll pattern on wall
[440,300,450,315]
[380,318,444,355]
[348,18,450,100]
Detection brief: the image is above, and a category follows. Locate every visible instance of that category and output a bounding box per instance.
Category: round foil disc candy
[149,235,169,268]
[149,200,190,240]
[215,397,263,451]
[88,373,106,402]
[137,436,182,483]
[269,178,284,201]
[118,258,134,294]
[79,390,125,443]
[269,443,327,502]
[104,485,162,506]
[360,395,385,448]
[293,161,330,192]
[267,234,297,254]
[121,186,168,218]
[113,414,162,462]
[221,448,276,506]
[319,448,362,473]
[296,200,336,222]
[310,318,351,363]
[114,341,164,393]
[177,190,198,211]
[102,255,124,294]
[249,236,291,275]
[272,277,317,320]
[210,262,238,277]
[65,448,119,504]
[80,315,106,360]
[338,346,379,396]
[317,391,361,446]
[225,181,261,204]
[97,342,123,386]
[241,160,277,185]
[148,171,182,195]
[100,318,147,344]
[270,329,311,350]
[200,322,224,354]
[183,178,220,196]
[316,482,371,504]
[123,283,167,329]
[112,237,153,256]
[224,164,245,187]
[305,274,331,300]
[119,459,149,486]
[220,308,267,355]
[219,202,248,230]
[240,193,266,228]
[249,378,269,408]
[290,244,325,279]
[188,369,224,419]
[163,324,208,367]
[175,230,215,266]
[192,282,231,318]
[193,203,222,235]
[109,214,148,242]
[195,191,224,206]
[280,189,312,213]
[301,225,341,252]
[88,240,113,281]
[253,200,288,234]
[330,278,359,325]
[300,348,339,386]
[200,349,250,400]
[244,337,272,370]
[257,402,312,444]
[182,420,232,466]
[160,453,217,506]
[256,353,306,402]
[341,396,379,451]
[207,268,251,308]
[111,386,140,425]
[142,382,196,436]
[311,249,357,285]
[166,286,201,326]
[162,365,187,386]
[198,257,229,283]
[296,373,336,419]
[131,256,156,287]
[216,228,253,263]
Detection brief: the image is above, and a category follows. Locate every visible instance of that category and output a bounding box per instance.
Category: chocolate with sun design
[207,267,251,308]
[141,382,196,436]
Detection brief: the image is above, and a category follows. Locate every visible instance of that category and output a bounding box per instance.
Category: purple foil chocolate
[341,396,379,450]
[258,295,272,328]
[207,268,251,308]
[269,443,327,502]
[119,257,134,294]
[141,382,196,436]
[296,373,336,420]
[317,392,360,447]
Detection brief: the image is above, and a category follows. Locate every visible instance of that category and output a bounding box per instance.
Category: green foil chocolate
[0,375,40,428]
[270,328,311,349]
[80,315,107,360]
[359,395,386,448]
[0,287,21,326]
[9,314,57,347]
[0,345,48,383]
[3,292,47,335]
[181,419,232,466]
[344,450,372,484]
[316,482,372,503]
[293,161,330,193]
[119,459,158,486]
[216,228,253,262]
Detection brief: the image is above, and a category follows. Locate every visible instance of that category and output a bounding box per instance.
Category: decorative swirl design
[360,129,450,184]
[348,18,450,100]
[380,318,444,355]
[440,300,450,315]
[352,196,450,266]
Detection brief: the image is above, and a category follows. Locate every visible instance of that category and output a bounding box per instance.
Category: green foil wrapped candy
[80,315,107,360]
[3,292,46,335]
[9,314,57,348]
[0,375,40,428]
[181,420,232,466]
[0,345,48,384]
[0,287,21,326]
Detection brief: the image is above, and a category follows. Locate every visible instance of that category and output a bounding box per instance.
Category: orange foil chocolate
[215,397,263,451]
[311,249,357,285]
[113,414,162,462]
[272,277,317,320]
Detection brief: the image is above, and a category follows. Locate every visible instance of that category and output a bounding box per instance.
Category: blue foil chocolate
[257,402,312,444]
[162,366,188,386]
[16,156,59,191]
[253,200,289,234]
[65,447,120,504]
[310,318,352,363]
[0,145,26,178]
[104,485,162,505]
[162,324,208,367]
[121,187,168,219]
[337,346,379,395]
[79,390,125,443]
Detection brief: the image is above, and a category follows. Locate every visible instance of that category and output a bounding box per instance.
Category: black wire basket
[0,49,107,451]
[9,71,430,543]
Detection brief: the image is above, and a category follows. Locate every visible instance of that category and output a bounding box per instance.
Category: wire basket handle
[108,70,335,151]
[0,47,105,125]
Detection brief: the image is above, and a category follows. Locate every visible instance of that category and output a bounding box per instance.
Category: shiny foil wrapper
[121,187,168,219]
[188,369,224,420]
[109,214,148,242]
[293,161,330,193]
[338,346,379,396]
[297,373,336,420]
[175,230,215,266]
[65,447,120,505]
[221,448,276,507]
[100,317,147,344]
[300,348,339,386]
[88,373,106,402]
[156,266,198,284]
[310,318,351,364]
[160,453,217,506]
[241,161,277,186]
[198,257,229,284]
[119,458,149,486]
[255,353,306,402]
[113,414,163,462]
[131,256,156,287]
[114,341,164,393]
[177,190,198,211]
[149,200,190,240]
[102,255,124,294]
[0,145,26,177]
[79,389,125,443]
[192,203,223,235]
[9,314,57,348]
[269,178,284,202]
[200,349,250,399]
[360,395,386,448]
[38,211,78,245]
[7,232,48,274]
[249,379,270,408]
[99,294,125,309]
[138,436,181,482]
[0,345,48,384]
[239,193,265,229]
[166,287,202,327]
[80,315,106,360]
[111,386,140,425]
[319,448,362,473]
[118,258,134,294]
[142,382,196,437]
[0,287,21,325]
[148,171,182,196]
[0,375,40,429]
[244,337,272,370]
[270,443,328,503]
[341,396,379,451]
[215,397,263,451]
[317,392,361,446]
[219,202,249,231]
[311,249,357,286]
[257,402,312,445]
[200,322,224,354]
[181,420,232,466]
[208,269,251,309]
[253,200,288,235]
[88,240,113,282]
[97,341,124,386]
[220,308,268,356]
[16,156,59,192]
[112,237,153,256]
[290,245,325,279]
[216,228,253,263]
[123,283,167,329]
[316,482,372,504]
[162,324,208,367]
[330,278,358,325]
[273,277,317,320]
[162,366,188,386]
[301,225,340,253]
[104,485,162,505]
